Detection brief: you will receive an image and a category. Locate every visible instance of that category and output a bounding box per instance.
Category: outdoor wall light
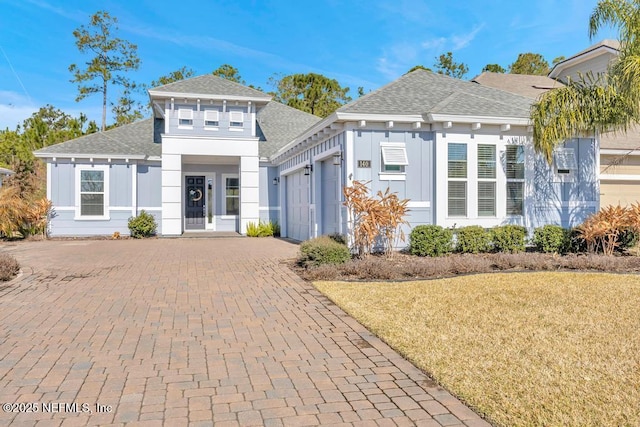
[272,177,280,185]
[332,152,342,165]
[304,164,313,176]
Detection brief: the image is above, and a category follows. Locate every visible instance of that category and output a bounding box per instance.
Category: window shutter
[554,148,577,170]
[381,145,408,166]
[204,110,219,122]
[178,108,193,120]
[229,111,244,123]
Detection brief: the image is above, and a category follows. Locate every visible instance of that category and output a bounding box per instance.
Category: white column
[161,153,182,235]
[131,162,137,217]
[240,155,259,235]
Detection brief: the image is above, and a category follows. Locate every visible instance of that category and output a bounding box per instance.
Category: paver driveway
[0,238,489,426]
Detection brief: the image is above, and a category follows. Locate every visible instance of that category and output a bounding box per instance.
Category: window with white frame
[204,109,220,127]
[178,108,193,127]
[506,145,525,215]
[380,143,408,173]
[448,143,467,216]
[225,176,240,215]
[229,110,244,128]
[477,144,496,216]
[78,167,108,218]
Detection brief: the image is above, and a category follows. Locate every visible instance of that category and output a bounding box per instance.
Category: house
[476,39,640,209]
[34,70,599,240]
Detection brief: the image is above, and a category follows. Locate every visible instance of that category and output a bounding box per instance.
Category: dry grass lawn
[314,272,640,426]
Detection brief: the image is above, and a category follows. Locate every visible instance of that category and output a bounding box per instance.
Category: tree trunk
[101,78,107,131]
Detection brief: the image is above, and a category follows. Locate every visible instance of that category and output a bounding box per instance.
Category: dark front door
[185,176,205,230]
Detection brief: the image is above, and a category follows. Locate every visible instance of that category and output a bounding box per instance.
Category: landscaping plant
[0,253,19,281]
[343,180,409,257]
[455,225,491,254]
[128,210,157,238]
[245,220,277,237]
[491,225,527,253]
[298,236,351,267]
[533,224,570,254]
[409,225,453,257]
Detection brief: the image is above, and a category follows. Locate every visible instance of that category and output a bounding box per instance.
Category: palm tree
[531,0,640,162]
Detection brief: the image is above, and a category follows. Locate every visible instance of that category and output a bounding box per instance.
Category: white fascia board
[33,152,146,160]
[148,90,272,103]
[549,46,619,79]
[269,113,339,161]
[334,112,425,123]
[600,149,640,156]
[600,173,640,181]
[426,113,530,126]
[146,156,162,162]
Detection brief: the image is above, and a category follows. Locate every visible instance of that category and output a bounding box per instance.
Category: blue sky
[0,0,617,130]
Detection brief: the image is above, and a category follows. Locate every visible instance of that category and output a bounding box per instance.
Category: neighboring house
[0,167,13,188]
[35,70,599,239]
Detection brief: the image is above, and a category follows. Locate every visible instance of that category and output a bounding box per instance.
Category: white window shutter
[554,148,577,170]
[178,108,193,120]
[381,145,408,166]
[204,110,219,122]
[229,111,244,123]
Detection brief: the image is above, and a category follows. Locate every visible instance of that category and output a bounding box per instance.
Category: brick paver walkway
[0,238,490,426]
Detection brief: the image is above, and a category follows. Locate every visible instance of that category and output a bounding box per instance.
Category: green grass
[314,272,640,426]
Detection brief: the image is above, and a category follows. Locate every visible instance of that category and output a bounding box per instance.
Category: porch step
[178,231,244,238]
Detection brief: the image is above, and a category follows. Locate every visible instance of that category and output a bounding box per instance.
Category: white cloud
[377,25,485,80]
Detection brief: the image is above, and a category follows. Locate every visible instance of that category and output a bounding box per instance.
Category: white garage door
[286,170,310,241]
[321,160,340,235]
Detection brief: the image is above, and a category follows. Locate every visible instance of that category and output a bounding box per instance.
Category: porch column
[161,153,182,235]
[240,155,259,235]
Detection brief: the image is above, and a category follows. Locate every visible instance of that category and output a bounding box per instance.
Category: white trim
[535,201,599,208]
[75,164,110,220]
[600,149,640,156]
[148,90,272,103]
[407,201,431,208]
[379,173,406,181]
[549,44,619,79]
[34,153,145,160]
[131,162,137,217]
[280,162,309,177]
[259,206,281,211]
[335,112,424,123]
[52,206,75,211]
[219,215,238,220]
[600,174,640,181]
[46,162,51,200]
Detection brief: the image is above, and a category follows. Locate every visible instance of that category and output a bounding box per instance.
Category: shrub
[246,220,276,237]
[128,210,157,238]
[409,225,453,257]
[0,253,19,281]
[533,225,570,254]
[298,236,351,267]
[491,225,527,253]
[327,232,348,246]
[455,226,491,254]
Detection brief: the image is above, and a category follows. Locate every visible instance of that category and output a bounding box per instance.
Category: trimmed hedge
[491,225,527,253]
[455,225,491,254]
[409,225,453,257]
[299,236,352,267]
[533,225,570,254]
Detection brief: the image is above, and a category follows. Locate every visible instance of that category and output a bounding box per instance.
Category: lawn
[314,272,640,426]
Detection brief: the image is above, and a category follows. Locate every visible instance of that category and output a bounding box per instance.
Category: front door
[185,176,205,230]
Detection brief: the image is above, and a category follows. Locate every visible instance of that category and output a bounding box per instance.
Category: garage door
[600,181,640,207]
[286,170,310,241]
[321,160,340,235]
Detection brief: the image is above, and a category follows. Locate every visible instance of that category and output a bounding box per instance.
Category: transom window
[448,143,467,178]
[506,145,525,215]
[225,176,240,215]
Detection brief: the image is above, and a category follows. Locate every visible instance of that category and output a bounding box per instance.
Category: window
[204,109,219,127]
[477,145,496,216]
[381,143,408,173]
[178,108,193,127]
[225,176,239,215]
[506,145,525,215]
[448,143,467,216]
[229,110,244,127]
[76,166,108,219]
[477,145,496,179]
[554,147,577,174]
[448,182,467,216]
[478,182,496,216]
[448,143,467,178]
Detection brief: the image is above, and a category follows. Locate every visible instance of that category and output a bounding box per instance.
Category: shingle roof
[471,72,565,99]
[338,69,532,118]
[34,118,161,158]
[150,74,270,99]
[257,102,321,158]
